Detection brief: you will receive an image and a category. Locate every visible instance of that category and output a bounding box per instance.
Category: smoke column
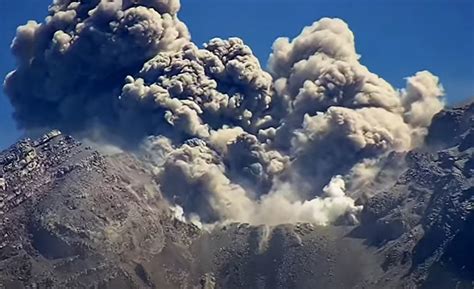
[4,0,445,225]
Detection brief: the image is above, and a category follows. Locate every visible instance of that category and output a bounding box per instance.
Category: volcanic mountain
[0,103,472,289]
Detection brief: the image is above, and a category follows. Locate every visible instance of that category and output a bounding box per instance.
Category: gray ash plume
[4,0,445,225]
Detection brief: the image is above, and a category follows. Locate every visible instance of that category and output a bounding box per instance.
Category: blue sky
[0,0,473,148]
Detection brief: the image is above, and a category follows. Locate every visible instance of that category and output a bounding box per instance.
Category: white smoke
[5,0,446,227]
[252,176,362,226]
[170,204,204,229]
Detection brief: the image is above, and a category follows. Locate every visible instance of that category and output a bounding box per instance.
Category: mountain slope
[0,103,472,289]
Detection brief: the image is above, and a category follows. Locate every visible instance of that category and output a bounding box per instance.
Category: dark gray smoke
[4,0,445,225]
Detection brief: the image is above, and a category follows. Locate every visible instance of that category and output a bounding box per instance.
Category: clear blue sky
[1,0,473,148]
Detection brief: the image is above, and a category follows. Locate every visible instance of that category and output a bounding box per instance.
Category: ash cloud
[5,0,445,226]
[5,0,190,138]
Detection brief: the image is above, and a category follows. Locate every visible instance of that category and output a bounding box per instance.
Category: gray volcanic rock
[359,103,474,289]
[0,131,201,288]
[194,224,382,289]
[426,102,474,149]
[0,103,473,289]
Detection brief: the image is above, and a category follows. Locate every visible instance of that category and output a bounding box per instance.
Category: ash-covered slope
[0,103,473,289]
[0,132,201,288]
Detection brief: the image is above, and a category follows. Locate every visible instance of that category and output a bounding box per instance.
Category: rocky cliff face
[362,102,474,289]
[0,103,473,289]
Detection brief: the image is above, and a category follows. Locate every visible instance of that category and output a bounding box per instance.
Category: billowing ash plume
[263,18,445,194]
[143,135,360,225]
[5,0,445,226]
[120,37,273,140]
[5,0,190,138]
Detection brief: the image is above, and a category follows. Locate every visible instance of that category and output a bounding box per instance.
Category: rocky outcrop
[359,103,474,288]
[426,102,474,149]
